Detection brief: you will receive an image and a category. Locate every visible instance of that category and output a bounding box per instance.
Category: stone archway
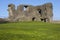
[32,17,36,21]
[41,18,48,22]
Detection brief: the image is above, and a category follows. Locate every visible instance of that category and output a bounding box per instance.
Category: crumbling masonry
[7,3,53,22]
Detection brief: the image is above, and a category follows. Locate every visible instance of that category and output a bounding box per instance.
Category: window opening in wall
[38,9,42,17]
[38,9,42,14]
[24,6,28,11]
[8,5,11,7]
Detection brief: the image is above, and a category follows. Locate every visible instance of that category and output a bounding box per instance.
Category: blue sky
[0,0,60,20]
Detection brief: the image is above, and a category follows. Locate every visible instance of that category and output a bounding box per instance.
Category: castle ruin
[7,3,53,22]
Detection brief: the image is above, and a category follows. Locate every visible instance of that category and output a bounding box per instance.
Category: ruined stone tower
[8,3,53,22]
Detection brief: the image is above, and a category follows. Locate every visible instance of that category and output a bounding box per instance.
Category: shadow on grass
[0,21,9,24]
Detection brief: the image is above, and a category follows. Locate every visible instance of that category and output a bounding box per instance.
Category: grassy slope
[0,22,60,40]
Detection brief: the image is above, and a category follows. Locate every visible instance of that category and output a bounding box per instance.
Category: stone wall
[7,3,53,22]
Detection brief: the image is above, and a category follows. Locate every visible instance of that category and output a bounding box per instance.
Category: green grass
[0,21,60,40]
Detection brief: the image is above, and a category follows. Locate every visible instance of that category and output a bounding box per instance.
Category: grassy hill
[0,22,60,40]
